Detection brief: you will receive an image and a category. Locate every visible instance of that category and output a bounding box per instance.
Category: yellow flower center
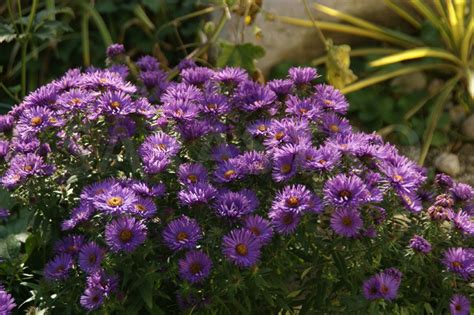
[324,99,333,105]
[394,174,403,182]
[207,103,217,110]
[155,143,167,151]
[342,216,352,226]
[235,243,248,256]
[23,165,33,172]
[190,262,202,274]
[110,101,121,108]
[249,227,261,236]
[30,116,43,126]
[287,196,299,207]
[177,232,188,241]
[339,190,352,198]
[319,159,327,164]
[330,124,339,132]
[224,169,236,179]
[120,229,132,242]
[188,174,198,183]
[70,98,81,105]
[452,261,462,268]
[380,284,389,294]
[135,204,146,212]
[281,164,292,174]
[88,254,97,264]
[299,108,309,114]
[257,124,267,132]
[275,131,285,140]
[107,196,123,207]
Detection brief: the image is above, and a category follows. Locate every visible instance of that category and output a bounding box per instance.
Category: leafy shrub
[0,45,472,314]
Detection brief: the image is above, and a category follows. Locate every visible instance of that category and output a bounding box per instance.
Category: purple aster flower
[211,144,240,162]
[178,59,197,70]
[314,84,349,114]
[108,117,136,143]
[162,216,202,251]
[264,118,312,148]
[0,286,16,315]
[22,84,58,108]
[93,184,137,215]
[362,276,381,300]
[57,88,94,113]
[235,151,270,175]
[79,242,105,273]
[319,113,352,136]
[269,209,301,235]
[200,92,231,115]
[330,208,363,237]
[214,159,243,183]
[0,208,10,220]
[243,215,273,245]
[16,106,56,135]
[176,119,213,140]
[178,183,217,206]
[450,183,474,201]
[375,272,400,301]
[140,151,171,174]
[61,203,95,231]
[136,55,160,71]
[44,253,74,281]
[450,294,471,315]
[161,83,202,109]
[234,81,276,112]
[106,43,125,57]
[178,163,208,185]
[213,67,248,86]
[435,173,454,188]
[323,174,368,208]
[267,79,294,97]
[285,95,320,120]
[409,235,432,254]
[129,181,166,198]
[86,270,119,297]
[54,235,86,255]
[80,70,136,93]
[181,67,214,86]
[453,211,474,236]
[9,152,53,179]
[109,64,129,79]
[178,250,212,283]
[247,119,272,137]
[80,287,104,310]
[98,90,135,117]
[288,67,319,85]
[272,144,302,182]
[105,216,147,253]
[306,144,341,172]
[442,247,474,279]
[398,192,422,213]
[222,228,261,268]
[0,114,14,133]
[428,205,454,222]
[213,189,259,218]
[139,131,181,157]
[162,99,200,121]
[271,184,313,214]
[131,197,157,218]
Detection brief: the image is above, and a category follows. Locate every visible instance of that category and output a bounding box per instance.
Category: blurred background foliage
[0,0,268,114]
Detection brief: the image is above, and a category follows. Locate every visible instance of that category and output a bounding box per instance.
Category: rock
[391,71,427,92]
[449,104,467,125]
[461,114,474,140]
[434,153,461,176]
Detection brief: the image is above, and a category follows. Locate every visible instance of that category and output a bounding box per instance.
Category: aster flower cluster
[1,45,472,314]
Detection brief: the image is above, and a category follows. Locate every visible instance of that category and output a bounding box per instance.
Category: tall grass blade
[368,47,463,67]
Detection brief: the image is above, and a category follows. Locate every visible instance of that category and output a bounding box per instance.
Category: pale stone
[462,114,474,140]
[434,153,461,176]
[391,72,427,92]
[221,0,407,74]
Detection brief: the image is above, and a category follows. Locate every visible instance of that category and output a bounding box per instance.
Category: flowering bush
[0,44,472,314]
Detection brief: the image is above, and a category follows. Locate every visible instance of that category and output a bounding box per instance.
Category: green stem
[81,12,91,66]
[21,42,27,97]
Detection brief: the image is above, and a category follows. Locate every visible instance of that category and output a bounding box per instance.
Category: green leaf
[216,41,265,73]
[0,234,22,260]
[0,24,17,43]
